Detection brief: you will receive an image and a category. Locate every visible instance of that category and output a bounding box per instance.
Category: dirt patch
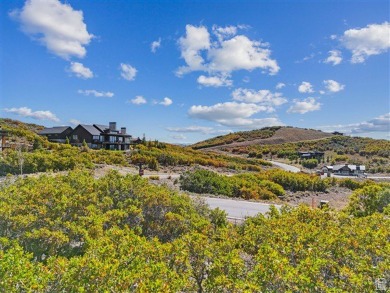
[283,187,353,210]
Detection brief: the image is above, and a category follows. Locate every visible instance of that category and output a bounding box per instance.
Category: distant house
[332,131,343,136]
[40,122,136,150]
[298,151,324,160]
[332,164,366,176]
[38,126,73,143]
[71,122,132,150]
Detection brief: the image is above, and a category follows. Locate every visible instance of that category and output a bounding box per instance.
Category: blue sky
[1,0,389,143]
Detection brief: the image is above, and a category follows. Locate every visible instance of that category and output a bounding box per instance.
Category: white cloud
[78,89,114,98]
[298,81,314,93]
[69,62,93,79]
[170,134,186,140]
[120,63,137,81]
[276,82,285,89]
[69,119,81,125]
[208,35,279,74]
[129,96,147,105]
[212,25,238,42]
[189,102,266,121]
[319,113,390,135]
[177,25,211,75]
[232,88,287,109]
[323,80,345,93]
[214,117,284,128]
[341,22,390,63]
[197,74,233,87]
[324,50,342,65]
[177,24,279,76]
[160,97,173,106]
[10,0,93,59]
[287,97,321,114]
[188,101,283,127]
[151,38,161,53]
[4,106,60,122]
[167,126,213,133]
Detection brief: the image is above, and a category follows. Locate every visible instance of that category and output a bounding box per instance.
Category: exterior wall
[70,126,93,145]
[334,166,351,175]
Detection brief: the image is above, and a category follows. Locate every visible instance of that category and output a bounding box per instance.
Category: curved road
[270,161,300,173]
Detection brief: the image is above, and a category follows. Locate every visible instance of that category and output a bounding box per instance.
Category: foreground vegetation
[0,170,389,292]
[180,169,390,201]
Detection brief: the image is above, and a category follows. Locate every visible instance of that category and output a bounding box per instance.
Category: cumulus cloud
[324,50,343,65]
[189,102,265,121]
[188,101,283,128]
[177,25,211,75]
[170,134,187,140]
[232,88,287,110]
[208,35,279,74]
[197,74,233,87]
[120,63,137,81]
[69,62,93,79]
[78,89,114,98]
[10,0,93,59]
[129,96,146,105]
[298,82,314,93]
[167,125,213,133]
[319,113,390,135]
[341,22,390,63]
[276,82,285,89]
[159,97,173,106]
[212,25,238,42]
[177,24,279,77]
[323,80,345,93]
[287,97,321,114]
[4,106,60,122]
[151,38,161,53]
[215,117,284,128]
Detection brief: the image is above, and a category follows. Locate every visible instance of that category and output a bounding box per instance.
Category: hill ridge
[191,126,335,150]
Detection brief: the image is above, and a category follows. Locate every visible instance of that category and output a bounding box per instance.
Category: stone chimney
[121,127,126,134]
[109,122,116,132]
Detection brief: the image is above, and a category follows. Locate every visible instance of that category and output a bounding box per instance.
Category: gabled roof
[79,124,101,136]
[39,126,72,135]
[333,164,365,171]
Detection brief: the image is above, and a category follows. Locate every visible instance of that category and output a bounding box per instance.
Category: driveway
[270,161,300,173]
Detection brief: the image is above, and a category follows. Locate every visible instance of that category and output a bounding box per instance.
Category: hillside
[191,126,335,149]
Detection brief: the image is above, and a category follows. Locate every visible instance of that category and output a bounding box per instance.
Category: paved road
[270,161,300,173]
[199,196,281,219]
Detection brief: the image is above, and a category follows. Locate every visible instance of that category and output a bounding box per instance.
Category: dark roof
[39,126,72,135]
[79,124,101,136]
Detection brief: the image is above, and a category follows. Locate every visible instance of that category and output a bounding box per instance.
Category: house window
[93,135,100,140]
[118,137,123,142]
[73,134,78,140]
[109,136,116,143]
[99,136,104,142]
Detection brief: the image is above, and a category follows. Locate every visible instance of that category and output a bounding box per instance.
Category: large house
[39,122,137,150]
[323,164,366,176]
[298,151,324,160]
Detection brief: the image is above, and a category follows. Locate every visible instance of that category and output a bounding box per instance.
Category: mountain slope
[192,126,335,150]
